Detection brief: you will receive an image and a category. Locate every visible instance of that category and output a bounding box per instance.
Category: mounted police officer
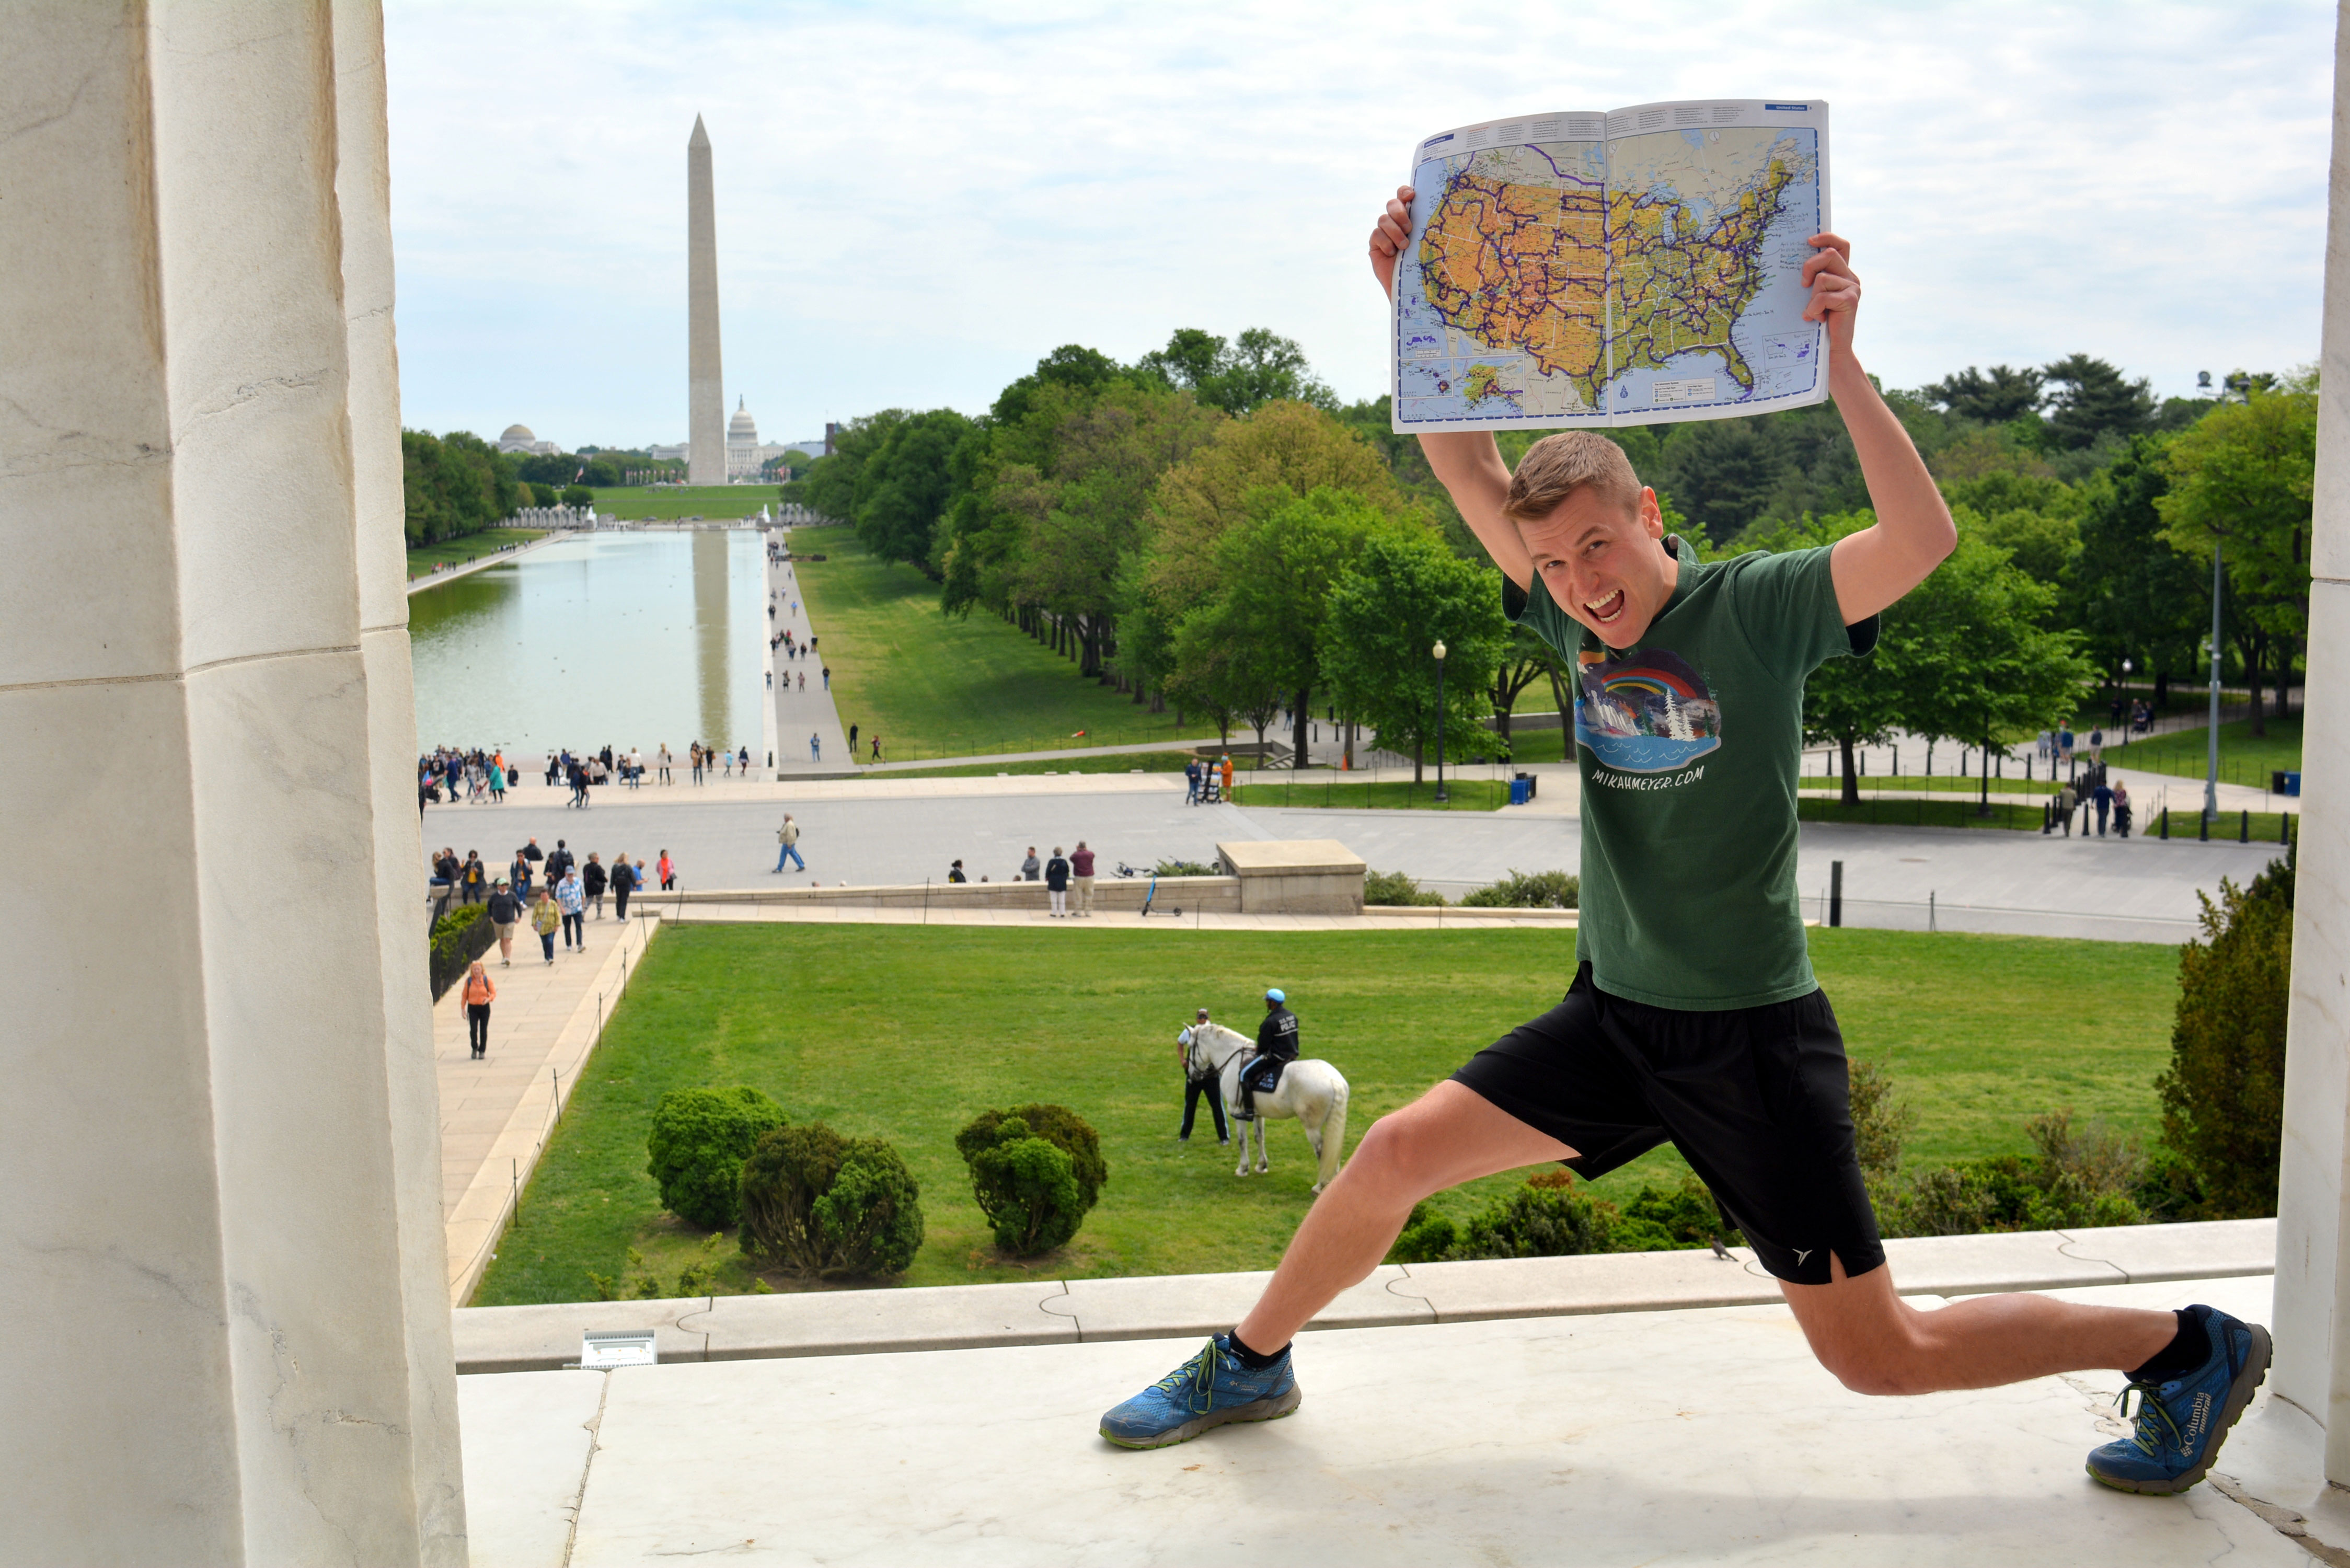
[1237,988,1298,1121]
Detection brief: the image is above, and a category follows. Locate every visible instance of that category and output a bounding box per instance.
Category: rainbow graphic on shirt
[1574,647,1721,774]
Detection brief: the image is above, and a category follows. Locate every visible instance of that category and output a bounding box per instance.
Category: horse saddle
[1243,1055,1287,1094]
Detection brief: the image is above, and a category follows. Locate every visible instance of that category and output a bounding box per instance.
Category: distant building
[724,396,793,480]
[497,423,560,456]
[647,443,689,465]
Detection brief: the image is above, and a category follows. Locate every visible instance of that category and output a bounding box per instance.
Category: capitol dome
[500,423,534,443]
[728,397,757,446]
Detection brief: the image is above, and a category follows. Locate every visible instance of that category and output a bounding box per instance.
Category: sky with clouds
[384,1,2334,453]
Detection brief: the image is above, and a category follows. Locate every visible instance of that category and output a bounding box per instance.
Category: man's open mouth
[1584,588,1627,625]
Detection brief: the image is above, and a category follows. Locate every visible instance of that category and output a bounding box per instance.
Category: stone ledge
[451,1217,2275,1374]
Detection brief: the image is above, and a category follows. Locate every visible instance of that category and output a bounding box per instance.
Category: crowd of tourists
[418,746,510,808]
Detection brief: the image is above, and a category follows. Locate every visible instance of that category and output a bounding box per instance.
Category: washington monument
[687,115,724,485]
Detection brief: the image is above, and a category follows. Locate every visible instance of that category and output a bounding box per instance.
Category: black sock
[1225,1328,1287,1368]
[2129,1305,2214,1383]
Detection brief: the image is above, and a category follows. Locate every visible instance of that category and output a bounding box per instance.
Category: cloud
[385,0,2333,447]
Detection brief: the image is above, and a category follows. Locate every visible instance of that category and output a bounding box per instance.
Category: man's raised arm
[1370,185,1534,590]
[1805,234,1957,622]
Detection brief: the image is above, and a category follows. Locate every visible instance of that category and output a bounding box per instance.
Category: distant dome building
[496,423,560,456]
[724,395,793,480]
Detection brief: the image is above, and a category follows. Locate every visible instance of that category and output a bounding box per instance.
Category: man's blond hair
[1501,431,1642,523]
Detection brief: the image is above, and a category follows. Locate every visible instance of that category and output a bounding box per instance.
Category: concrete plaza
[458,1269,2310,1567]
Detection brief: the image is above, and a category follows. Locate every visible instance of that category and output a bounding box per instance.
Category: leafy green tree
[853,408,976,573]
[1737,514,1902,803]
[515,451,583,487]
[2040,353,2156,451]
[559,484,594,508]
[1488,621,1560,761]
[400,429,521,546]
[2071,435,2206,702]
[1923,363,2046,423]
[1879,534,2095,810]
[1177,488,1399,764]
[1134,326,1336,416]
[644,1087,789,1232]
[2157,386,2317,731]
[1321,532,1508,781]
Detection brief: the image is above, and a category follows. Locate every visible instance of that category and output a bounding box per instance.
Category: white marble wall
[2273,0,2350,1483]
[0,4,463,1561]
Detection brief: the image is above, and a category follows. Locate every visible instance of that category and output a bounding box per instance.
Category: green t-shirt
[1510,537,1877,1010]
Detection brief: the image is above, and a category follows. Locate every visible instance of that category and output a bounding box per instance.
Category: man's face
[1517,485,1675,648]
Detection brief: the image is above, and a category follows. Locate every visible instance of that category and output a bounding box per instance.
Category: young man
[1098,191,2268,1498]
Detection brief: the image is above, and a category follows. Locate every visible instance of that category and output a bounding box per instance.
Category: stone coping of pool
[452,1216,2274,1374]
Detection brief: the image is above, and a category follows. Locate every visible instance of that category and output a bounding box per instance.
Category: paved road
[420,779,2284,943]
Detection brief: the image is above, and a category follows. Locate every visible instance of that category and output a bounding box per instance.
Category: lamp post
[1433,639,1449,803]
[2204,540,2224,826]
[2121,658,2133,747]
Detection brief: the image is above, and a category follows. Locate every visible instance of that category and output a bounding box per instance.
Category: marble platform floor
[459,1272,2314,1567]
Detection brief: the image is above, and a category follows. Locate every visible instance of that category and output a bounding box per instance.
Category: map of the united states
[1393,122,1822,429]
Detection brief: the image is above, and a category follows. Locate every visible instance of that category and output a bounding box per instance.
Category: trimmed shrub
[1388,1171,1737,1264]
[1365,869,1446,906]
[1459,869,1579,908]
[2157,856,2292,1218]
[645,1086,789,1231]
[1154,858,1219,878]
[739,1123,924,1279]
[1847,1057,1916,1181]
[428,903,497,1000]
[957,1103,1108,1255]
[1875,1109,2147,1237]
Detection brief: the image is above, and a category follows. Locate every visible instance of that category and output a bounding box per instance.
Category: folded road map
[1391,100,1831,433]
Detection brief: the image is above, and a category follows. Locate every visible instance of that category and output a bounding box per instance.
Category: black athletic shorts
[1451,962,1884,1286]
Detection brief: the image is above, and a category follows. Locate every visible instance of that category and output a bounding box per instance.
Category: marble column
[687,114,727,485]
[0,4,464,1562]
[2273,0,2350,1485]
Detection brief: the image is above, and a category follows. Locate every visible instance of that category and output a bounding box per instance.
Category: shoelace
[2115,1380,2186,1457]
[1151,1343,1224,1415]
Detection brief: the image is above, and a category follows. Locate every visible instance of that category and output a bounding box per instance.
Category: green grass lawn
[879,752,1200,779]
[591,485,785,521]
[473,923,2186,1306]
[1797,797,2052,832]
[405,527,545,579]
[1232,778,1510,811]
[2109,717,2303,789]
[795,531,1204,761]
[1798,773,2055,797]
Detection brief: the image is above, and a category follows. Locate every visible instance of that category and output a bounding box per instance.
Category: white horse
[1183,1021,1351,1193]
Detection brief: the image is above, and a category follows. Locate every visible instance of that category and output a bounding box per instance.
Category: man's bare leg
[1782,1250,2178,1394]
[1235,1081,1573,1352]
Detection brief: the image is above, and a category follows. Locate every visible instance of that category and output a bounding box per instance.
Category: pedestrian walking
[2113,780,2134,838]
[776,813,804,872]
[1176,1008,1230,1145]
[810,732,822,762]
[556,865,585,950]
[583,852,608,916]
[721,748,733,779]
[2089,727,2105,765]
[659,850,676,891]
[462,961,495,1059]
[2093,778,2114,837]
[739,745,750,775]
[658,744,673,785]
[508,849,531,898]
[459,850,486,905]
[530,887,560,964]
[2057,781,2077,836]
[1045,846,1071,917]
[1185,758,1202,805]
[1219,753,1235,798]
[1021,847,1041,882]
[850,722,859,752]
[690,742,705,785]
[822,665,831,691]
[1070,840,1097,917]
[487,879,522,965]
[544,839,573,883]
[797,671,805,692]
[2059,726,2076,770]
[488,760,506,802]
[612,854,637,919]
[871,734,883,763]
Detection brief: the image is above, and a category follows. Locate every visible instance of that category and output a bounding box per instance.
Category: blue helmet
[1265,988,1285,1004]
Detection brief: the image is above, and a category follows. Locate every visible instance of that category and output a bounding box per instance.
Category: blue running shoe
[1100,1334,1301,1449]
[2086,1308,2271,1494]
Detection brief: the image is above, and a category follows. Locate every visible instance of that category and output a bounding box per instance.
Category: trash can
[1516,770,1537,800]
[2275,770,2302,797]
[1508,778,1531,806]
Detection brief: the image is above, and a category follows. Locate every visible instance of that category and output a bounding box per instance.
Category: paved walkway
[435,903,665,1305]
[766,532,850,775]
[404,529,567,594]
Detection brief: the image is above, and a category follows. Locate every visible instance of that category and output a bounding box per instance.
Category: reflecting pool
[408,531,763,760]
